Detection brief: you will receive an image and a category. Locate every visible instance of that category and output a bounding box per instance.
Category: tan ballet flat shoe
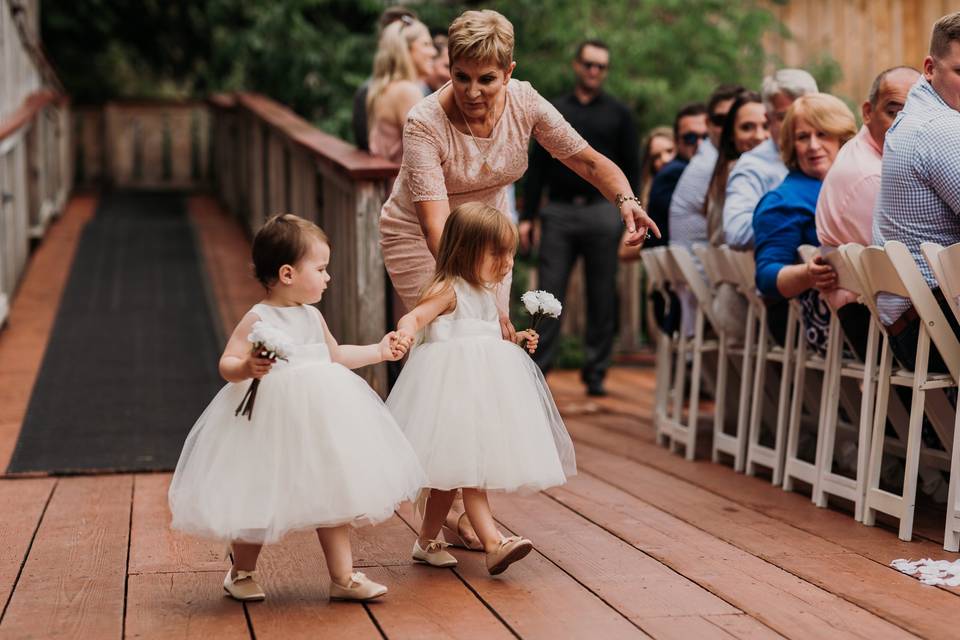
[223,569,266,601]
[329,572,388,601]
[485,536,533,575]
[441,511,484,551]
[412,538,458,567]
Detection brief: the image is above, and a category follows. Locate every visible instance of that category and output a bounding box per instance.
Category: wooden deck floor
[1,196,958,639]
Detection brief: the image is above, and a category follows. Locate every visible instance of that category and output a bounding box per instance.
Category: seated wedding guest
[428,33,451,91]
[724,69,818,249]
[619,126,675,260]
[702,90,768,338]
[668,84,742,254]
[704,90,769,244]
[670,85,741,336]
[814,66,919,358]
[352,6,420,151]
[366,17,436,163]
[753,93,856,350]
[873,11,960,372]
[646,103,707,249]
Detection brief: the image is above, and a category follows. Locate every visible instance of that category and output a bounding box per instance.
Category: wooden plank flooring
[0,195,958,638]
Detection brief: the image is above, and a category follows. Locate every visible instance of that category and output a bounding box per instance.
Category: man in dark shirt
[646,102,708,248]
[520,39,639,396]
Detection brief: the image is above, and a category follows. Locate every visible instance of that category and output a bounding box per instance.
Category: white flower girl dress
[169,303,426,544]
[386,279,576,492]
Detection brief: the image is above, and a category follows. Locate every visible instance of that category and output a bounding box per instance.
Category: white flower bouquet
[235,321,293,420]
[520,290,563,344]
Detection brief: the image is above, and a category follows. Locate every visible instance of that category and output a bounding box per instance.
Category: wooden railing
[72,101,211,189]
[0,0,72,326]
[209,93,399,395]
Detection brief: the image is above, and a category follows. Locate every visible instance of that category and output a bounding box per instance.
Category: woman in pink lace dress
[379,9,658,550]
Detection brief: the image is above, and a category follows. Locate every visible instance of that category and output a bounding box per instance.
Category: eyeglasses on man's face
[709,112,728,127]
[578,60,609,72]
[680,132,709,146]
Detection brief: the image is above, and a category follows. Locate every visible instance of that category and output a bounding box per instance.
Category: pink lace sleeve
[528,84,588,160]
[402,118,448,202]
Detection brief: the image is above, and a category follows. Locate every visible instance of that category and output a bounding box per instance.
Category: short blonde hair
[447,10,514,70]
[779,93,857,172]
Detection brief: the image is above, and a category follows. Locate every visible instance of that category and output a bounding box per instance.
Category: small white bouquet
[520,290,563,341]
[235,321,293,420]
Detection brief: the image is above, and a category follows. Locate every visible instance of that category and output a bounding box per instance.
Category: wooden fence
[766,0,956,103]
[0,0,72,327]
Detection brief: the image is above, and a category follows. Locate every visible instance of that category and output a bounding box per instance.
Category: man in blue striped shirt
[873,11,960,371]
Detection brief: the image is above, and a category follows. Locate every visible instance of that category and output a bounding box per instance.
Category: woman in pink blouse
[380,9,658,550]
[381,10,655,319]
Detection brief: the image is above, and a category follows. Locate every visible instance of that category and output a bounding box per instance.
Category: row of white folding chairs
[644,241,960,550]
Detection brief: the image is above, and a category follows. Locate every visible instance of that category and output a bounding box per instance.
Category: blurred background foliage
[42,0,841,142]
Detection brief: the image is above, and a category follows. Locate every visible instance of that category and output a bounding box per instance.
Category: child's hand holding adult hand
[516,329,539,354]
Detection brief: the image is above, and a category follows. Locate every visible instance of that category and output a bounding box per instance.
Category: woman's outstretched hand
[621,200,661,247]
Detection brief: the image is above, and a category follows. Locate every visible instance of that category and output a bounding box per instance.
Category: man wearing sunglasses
[646,103,709,250]
[521,39,639,397]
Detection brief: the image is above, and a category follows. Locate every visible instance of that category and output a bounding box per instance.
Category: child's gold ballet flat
[485,536,533,575]
[223,569,266,601]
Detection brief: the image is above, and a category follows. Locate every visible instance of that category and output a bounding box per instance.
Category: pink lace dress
[379,79,588,311]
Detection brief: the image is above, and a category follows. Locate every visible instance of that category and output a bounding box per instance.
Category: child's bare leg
[316,525,354,586]
[231,542,262,576]
[444,491,481,547]
[461,488,503,553]
[418,488,457,546]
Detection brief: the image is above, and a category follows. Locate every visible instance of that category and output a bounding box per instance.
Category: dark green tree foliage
[41,1,828,141]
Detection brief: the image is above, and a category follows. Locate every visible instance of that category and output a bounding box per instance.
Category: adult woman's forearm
[415,200,451,258]
[775,263,814,299]
[564,147,632,201]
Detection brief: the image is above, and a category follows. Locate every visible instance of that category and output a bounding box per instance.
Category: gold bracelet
[615,193,640,210]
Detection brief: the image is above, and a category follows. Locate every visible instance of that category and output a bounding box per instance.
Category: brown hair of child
[418,202,517,304]
[252,214,329,289]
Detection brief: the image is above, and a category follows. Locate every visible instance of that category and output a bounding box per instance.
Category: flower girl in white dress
[387,202,577,576]
[169,214,425,602]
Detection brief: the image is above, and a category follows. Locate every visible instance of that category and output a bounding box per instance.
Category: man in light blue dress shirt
[722,69,819,249]
[872,11,960,372]
[668,85,741,254]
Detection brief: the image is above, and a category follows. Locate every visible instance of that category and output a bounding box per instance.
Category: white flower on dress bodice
[250,303,330,365]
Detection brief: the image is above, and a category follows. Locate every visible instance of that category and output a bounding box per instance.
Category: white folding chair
[693,243,750,471]
[665,245,720,460]
[800,244,881,521]
[726,249,797,485]
[860,241,959,541]
[641,247,674,444]
[920,241,960,550]
[780,245,831,496]
[652,248,689,449]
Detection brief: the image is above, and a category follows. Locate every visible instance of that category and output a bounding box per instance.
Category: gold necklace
[458,99,500,172]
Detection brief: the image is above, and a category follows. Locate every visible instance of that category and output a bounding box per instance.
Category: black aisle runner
[8,192,223,473]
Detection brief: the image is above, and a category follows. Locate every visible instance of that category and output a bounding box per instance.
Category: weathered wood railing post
[209,93,399,397]
[0,0,71,327]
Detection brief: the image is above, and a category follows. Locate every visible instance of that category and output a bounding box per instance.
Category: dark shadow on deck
[7,191,222,474]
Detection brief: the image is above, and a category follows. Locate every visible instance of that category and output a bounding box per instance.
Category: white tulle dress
[168,303,426,545]
[386,279,576,493]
